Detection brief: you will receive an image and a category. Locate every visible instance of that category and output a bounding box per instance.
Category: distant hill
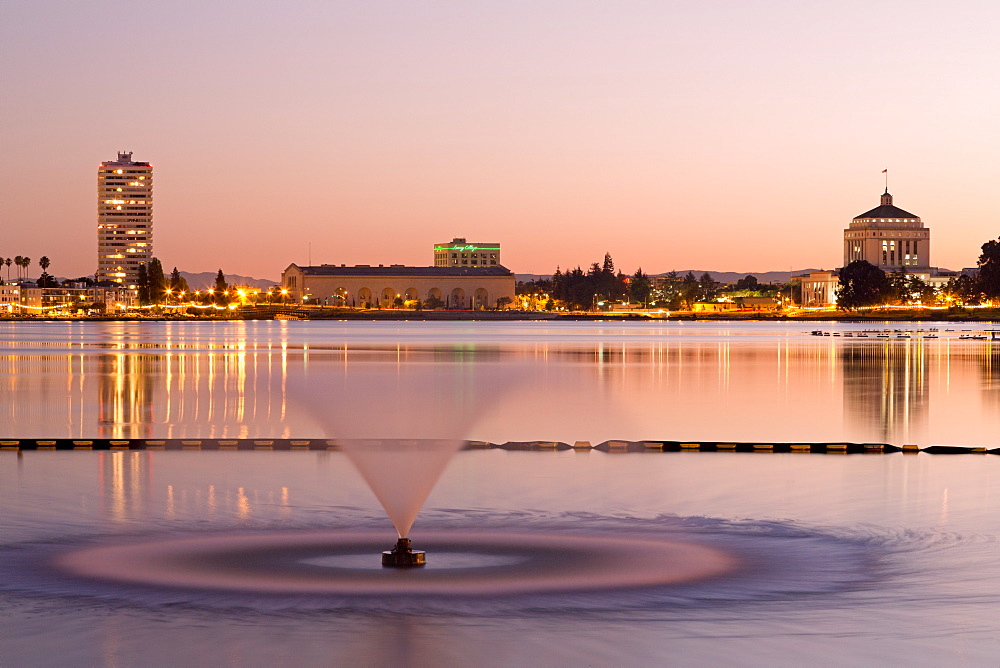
[654,269,824,284]
[517,269,824,285]
[180,271,277,290]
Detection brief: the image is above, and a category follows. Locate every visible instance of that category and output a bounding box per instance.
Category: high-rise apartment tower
[97,151,152,286]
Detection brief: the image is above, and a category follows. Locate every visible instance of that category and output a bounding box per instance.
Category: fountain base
[382,537,426,568]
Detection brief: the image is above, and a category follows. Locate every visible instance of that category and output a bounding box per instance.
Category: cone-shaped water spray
[336,438,465,539]
[289,350,528,566]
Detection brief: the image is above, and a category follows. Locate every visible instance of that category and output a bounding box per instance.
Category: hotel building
[844,190,930,271]
[97,151,152,286]
[433,238,501,267]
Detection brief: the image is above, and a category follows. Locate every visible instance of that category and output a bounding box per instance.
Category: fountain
[382,537,424,567]
[40,345,743,602]
[287,359,522,567]
[333,438,466,567]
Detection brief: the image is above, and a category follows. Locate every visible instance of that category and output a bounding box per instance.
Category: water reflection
[98,451,150,524]
[0,322,997,446]
[98,355,155,439]
[841,342,928,443]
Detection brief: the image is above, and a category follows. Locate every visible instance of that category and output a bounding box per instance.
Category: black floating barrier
[0,439,993,454]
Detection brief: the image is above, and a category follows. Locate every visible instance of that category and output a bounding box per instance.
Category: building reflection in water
[93,345,296,439]
[982,343,999,411]
[98,354,156,439]
[2,322,998,446]
[98,450,151,524]
[840,341,928,444]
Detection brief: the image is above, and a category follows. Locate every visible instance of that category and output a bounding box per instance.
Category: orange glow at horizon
[1,2,997,280]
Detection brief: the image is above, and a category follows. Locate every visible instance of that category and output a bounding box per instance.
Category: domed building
[843,190,930,270]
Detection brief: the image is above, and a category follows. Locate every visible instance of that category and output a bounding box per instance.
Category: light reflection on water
[0,320,997,665]
[0,320,996,445]
[1,450,999,665]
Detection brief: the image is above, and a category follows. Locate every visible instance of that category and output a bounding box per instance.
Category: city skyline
[2,2,998,280]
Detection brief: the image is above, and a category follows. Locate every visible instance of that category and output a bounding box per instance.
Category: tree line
[517,253,731,310]
[136,258,233,305]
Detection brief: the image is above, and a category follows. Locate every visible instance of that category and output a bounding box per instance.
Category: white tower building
[844,190,930,271]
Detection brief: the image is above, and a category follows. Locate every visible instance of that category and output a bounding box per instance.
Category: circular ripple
[53,530,737,596]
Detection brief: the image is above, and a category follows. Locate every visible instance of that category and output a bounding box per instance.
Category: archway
[358,287,372,308]
[473,288,489,309]
[450,287,466,309]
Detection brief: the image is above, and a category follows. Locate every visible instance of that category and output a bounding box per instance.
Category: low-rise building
[795,270,840,307]
[0,282,136,314]
[280,264,515,309]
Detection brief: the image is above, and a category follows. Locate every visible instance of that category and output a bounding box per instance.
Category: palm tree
[21,257,31,280]
[39,256,50,273]
[3,258,10,280]
[14,256,23,281]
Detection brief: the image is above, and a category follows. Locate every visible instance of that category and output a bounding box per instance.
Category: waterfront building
[844,190,930,271]
[795,270,840,307]
[433,238,501,267]
[0,282,136,314]
[97,151,153,286]
[280,264,515,309]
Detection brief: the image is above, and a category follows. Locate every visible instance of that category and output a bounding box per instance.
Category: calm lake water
[1,320,999,666]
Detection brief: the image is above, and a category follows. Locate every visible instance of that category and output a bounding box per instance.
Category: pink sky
[2,1,997,280]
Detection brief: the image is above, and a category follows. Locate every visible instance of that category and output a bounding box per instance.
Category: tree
[146,258,166,303]
[136,263,150,304]
[3,258,10,280]
[214,269,229,304]
[656,270,682,309]
[629,268,651,305]
[14,256,23,280]
[169,267,190,296]
[977,236,1000,302]
[887,269,911,305]
[35,256,54,288]
[496,296,512,310]
[944,275,981,306]
[837,260,890,310]
[21,257,31,279]
[698,273,719,301]
[735,275,759,291]
[680,272,700,309]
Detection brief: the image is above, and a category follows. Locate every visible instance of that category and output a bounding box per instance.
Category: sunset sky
[2,1,998,280]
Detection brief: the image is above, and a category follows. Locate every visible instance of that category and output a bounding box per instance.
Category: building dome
[853,190,919,220]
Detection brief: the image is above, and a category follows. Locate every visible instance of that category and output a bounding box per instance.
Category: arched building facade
[280,264,515,309]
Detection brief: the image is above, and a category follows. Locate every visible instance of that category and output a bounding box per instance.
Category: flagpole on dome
[882,168,888,192]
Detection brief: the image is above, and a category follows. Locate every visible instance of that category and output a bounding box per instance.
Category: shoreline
[1,308,998,323]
